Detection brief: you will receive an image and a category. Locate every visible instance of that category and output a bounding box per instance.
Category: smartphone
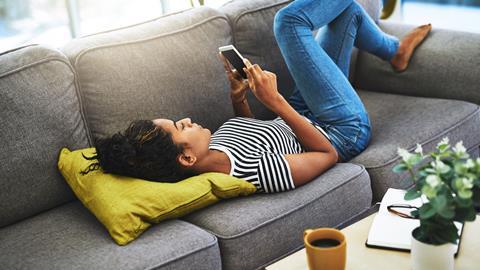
[219,45,247,79]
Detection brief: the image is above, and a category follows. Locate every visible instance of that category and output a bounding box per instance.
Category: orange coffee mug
[304,228,346,270]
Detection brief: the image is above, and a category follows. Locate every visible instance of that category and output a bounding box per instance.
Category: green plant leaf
[410,154,423,165]
[455,163,468,175]
[438,144,449,152]
[418,218,458,245]
[438,206,455,219]
[455,196,472,207]
[431,195,447,211]
[404,188,421,200]
[436,223,459,244]
[419,204,436,219]
[454,178,463,190]
[421,185,437,199]
[392,163,408,173]
[412,227,427,243]
[418,170,429,177]
[458,189,473,199]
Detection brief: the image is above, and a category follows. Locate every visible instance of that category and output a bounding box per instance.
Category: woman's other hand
[218,53,249,103]
[242,59,285,112]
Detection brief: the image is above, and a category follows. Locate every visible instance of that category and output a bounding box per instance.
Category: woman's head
[152,117,212,167]
[82,118,211,182]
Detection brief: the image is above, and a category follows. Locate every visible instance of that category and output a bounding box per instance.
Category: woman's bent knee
[274,8,298,37]
[273,5,314,37]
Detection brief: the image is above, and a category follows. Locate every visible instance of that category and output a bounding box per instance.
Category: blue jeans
[274,0,399,162]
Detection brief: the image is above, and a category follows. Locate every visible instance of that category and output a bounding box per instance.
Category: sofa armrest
[353,21,480,105]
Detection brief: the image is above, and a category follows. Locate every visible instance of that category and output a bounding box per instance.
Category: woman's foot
[390,23,432,72]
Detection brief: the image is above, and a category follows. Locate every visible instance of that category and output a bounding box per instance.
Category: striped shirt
[209,116,330,193]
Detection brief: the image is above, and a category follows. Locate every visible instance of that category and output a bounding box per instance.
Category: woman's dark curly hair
[80,120,189,182]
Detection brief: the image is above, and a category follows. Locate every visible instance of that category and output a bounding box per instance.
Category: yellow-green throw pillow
[57,147,256,245]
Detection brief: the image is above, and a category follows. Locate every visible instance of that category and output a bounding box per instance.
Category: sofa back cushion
[354,21,480,105]
[61,7,234,139]
[0,45,91,227]
[219,0,381,119]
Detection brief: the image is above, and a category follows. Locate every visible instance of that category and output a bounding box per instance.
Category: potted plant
[393,137,480,270]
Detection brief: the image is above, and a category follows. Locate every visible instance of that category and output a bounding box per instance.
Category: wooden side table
[266,210,480,270]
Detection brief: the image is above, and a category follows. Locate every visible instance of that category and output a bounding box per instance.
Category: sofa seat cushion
[184,163,371,270]
[0,201,221,270]
[352,90,480,202]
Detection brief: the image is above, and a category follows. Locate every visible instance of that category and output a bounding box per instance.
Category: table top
[266,211,480,270]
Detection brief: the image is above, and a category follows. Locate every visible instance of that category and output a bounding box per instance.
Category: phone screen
[221,49,247,79]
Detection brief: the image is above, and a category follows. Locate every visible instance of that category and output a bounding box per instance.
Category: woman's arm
[273,95,337,154]
[242,60,338,187]
[242,60,337,155]
[231,98,254,119]
[285,152,337,187]
[266,92,338,187]
[219,53,255,118]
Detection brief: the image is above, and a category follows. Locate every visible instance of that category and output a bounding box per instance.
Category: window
[0,0,230,53]
[79,1,170,37]
[4,0,478,54]
[385,0,480,34]
[0,0,70,53]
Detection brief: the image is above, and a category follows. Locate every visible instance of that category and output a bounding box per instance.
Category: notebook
[366,188,463,255]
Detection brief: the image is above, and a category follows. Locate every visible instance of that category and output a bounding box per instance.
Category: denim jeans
[273,0,399,162]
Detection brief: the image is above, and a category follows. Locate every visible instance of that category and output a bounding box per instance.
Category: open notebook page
[366,188,462,252]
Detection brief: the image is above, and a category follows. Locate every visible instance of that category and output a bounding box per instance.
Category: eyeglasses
[387,204,419,219]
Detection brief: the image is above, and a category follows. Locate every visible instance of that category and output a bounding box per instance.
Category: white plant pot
[411,234,456,270]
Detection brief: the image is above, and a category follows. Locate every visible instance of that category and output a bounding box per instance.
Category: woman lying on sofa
[82,0,431,193]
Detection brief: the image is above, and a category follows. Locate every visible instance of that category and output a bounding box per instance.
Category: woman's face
[152,118,211,162]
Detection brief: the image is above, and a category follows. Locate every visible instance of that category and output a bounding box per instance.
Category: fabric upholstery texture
[184,163,372,270]
[219,0,381,120]
[0,45,90,228]
[355,0,382,22]
[61,7,235,139]
[352,90,480,201]
[58,147,256,245]
[0,201,221,270]
[354,21,480,105]
[2,0,479,269]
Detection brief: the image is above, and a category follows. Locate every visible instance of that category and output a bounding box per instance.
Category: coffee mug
[304,228,346,270]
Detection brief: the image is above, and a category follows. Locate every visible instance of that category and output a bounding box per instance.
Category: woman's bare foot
[390,23,432,72]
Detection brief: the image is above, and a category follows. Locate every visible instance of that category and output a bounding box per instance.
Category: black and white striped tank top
[208,116,330,193]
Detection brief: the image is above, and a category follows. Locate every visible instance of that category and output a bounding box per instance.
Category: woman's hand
[242,59,285,112]
[218,53,249,103]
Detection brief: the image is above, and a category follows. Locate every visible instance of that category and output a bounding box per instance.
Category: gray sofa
[1,0,479,269]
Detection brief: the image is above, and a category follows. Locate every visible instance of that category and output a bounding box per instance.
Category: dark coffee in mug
[310,238,341,248]
[304,228,346,270]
